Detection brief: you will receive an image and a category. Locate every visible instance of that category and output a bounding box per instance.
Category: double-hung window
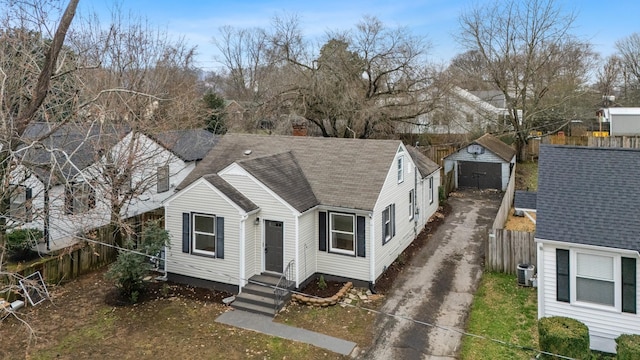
[575,252,615,306]
[428,177,434,204]
[382,204,395,244]
[192,214,216,255]
[397,156,404,183]
[556,248,636,313]
[409,190,414,220]
[65,182,96,214]
[329,213,355,255]
[157,165,170,193]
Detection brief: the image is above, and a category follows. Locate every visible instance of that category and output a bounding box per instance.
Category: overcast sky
[80,0,640,71]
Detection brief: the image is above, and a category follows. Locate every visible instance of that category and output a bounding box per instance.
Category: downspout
[369,212,377,294]
[239,213,248,292]
[413,151,418,238]
[294,213,299,287]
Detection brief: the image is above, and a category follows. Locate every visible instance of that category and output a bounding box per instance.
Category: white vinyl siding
[372,144,440,282]
[538,242,640,354]
[221,172,297,274]
[297,211,317,286]
[165,181,240,286]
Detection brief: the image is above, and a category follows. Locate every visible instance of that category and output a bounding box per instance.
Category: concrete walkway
[216,310,357,356]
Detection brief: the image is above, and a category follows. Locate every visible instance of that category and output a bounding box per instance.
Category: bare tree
[615,33,640,104]
[457,0,596,158]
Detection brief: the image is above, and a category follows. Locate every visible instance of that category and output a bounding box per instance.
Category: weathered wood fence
[485,163,537,273]
[588,136,640,148]
[9,226,117,285]
[486,229,536,274]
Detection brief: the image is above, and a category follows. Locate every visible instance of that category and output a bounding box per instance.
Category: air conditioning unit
[517,264,535,287]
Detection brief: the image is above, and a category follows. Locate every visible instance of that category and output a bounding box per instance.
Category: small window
[329,213,355,255]
[409,189,414,220]
[157,165,170,193]
[193,214,216,255]
[429,177,434,204]
[397,156,404,183]
[65,182,96,214]
[9,185,32,222]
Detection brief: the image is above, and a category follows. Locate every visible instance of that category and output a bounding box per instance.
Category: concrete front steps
[231,273,295,317]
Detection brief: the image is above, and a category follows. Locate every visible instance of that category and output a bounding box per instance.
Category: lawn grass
[460,272,539,360]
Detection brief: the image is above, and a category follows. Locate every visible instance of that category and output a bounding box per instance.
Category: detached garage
[444,133,516,191]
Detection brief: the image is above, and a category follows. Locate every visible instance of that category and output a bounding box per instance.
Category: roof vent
[244,149,252,155]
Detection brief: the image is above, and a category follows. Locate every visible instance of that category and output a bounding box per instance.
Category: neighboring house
[163,133,441,293]
[443,133,516,191]
[9,123,216,252]
[408,87,512,135]
[536,145,640,353]
[598,107,640,136]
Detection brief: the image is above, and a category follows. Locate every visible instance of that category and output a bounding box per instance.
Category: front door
[265,220,283,273]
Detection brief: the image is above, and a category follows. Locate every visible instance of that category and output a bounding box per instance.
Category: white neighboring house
[536,145,640,354]
[598,107,640,136]
[8,123,216,252]
[408,87,512,135]
[163,133,441,294]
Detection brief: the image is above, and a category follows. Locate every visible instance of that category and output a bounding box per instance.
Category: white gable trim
[535,237,640,256]
[163,177,249,215]
[219,162,301,216]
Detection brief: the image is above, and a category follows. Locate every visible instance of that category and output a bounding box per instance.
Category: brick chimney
[292,123,308,136]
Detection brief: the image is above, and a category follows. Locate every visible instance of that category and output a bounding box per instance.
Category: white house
[598,107,640,136]
[408,87,512,135]
[536,145,640,354]
[9,123,216,251]
[163,133,441,296]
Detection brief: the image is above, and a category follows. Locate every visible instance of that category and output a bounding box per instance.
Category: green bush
[538,316,590,360]
[616,334,640,360]
[438,186,447,204]
[105,223,169,303]
[6,228,43,261]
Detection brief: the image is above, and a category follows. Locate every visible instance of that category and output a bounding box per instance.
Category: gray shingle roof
[514,190,537,210]
[20,122,128,184]
[202,174,259,212]
[406,146,440,178]
[151,129,218,162]
[179,134,437,212]
[536,145,640,251]
[238,151,319,212]
[473,133,516,162]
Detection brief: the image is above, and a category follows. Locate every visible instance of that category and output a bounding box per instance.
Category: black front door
[458,161,502,189]
[265,220,283,273]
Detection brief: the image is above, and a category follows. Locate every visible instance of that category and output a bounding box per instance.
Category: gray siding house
[163,134,441,293]
[536,145,640,353]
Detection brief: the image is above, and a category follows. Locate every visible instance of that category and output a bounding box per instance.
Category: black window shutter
[25,187,32,222]
[182,213,190,253]
[356,216,366,257]
[319,211,327,251]
[381,209,386,244]
[216,217,224,259]
[622,257,636,314]
[391,203,396,237]
[556,249,570,302]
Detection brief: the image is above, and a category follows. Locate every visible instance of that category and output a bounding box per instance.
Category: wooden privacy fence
[491,163,516,230]
[588,136,640,148]
[486,229,536,274]
[423,144,457,168]
[10,226,117,285]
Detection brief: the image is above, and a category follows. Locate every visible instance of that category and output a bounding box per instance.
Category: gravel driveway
[361,189,502,360]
